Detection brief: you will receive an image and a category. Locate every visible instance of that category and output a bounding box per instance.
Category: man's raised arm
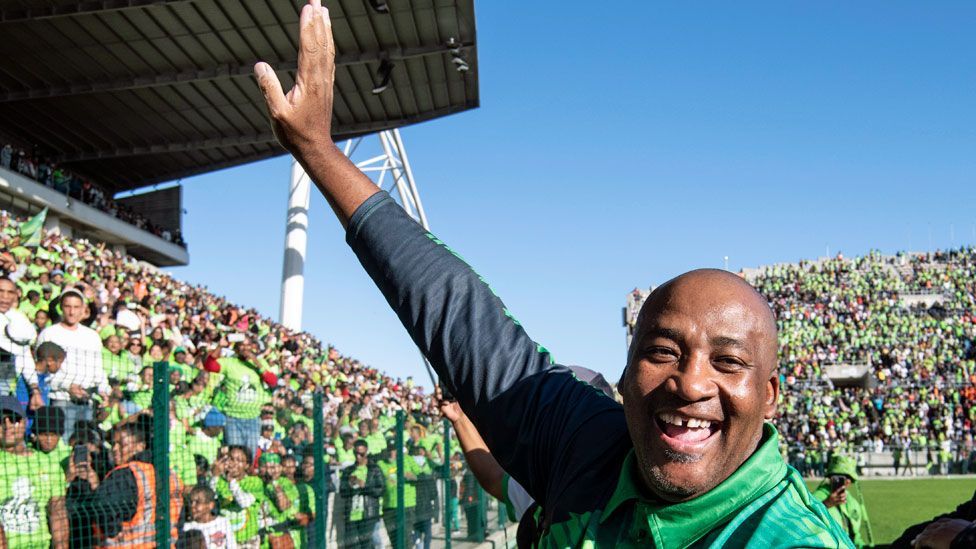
[254,1,625,504]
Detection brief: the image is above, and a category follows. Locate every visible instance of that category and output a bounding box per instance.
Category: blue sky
[167,2,976,387]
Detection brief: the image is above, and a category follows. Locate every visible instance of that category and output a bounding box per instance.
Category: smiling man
[253,2,851,546]
[621,270,780,502]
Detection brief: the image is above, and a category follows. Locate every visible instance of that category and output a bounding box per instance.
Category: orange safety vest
[97,461,183,548]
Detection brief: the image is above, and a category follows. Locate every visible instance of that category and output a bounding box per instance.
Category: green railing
[0,353,513,548]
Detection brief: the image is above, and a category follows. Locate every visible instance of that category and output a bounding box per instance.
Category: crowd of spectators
[0,209,482,548]
[0,144,185,247]
[628,248,976,476]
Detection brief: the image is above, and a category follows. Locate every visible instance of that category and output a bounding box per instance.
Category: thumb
[255,62,287,117]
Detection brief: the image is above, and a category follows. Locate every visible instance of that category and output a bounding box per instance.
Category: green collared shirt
[538,424,853,548]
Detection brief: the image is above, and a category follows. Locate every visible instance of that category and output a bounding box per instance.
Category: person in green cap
[813,455,873,548]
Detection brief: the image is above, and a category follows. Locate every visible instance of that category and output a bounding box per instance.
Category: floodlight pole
[345,128,429,231]
[278,127,435,385]
[279,158,311,331]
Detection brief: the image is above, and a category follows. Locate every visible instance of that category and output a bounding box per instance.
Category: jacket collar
[600,423,788,543]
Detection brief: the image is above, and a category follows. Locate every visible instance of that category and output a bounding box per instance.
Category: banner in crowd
[19,207,47,247]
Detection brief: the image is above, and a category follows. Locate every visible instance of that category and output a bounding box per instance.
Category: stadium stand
[626,248,976,477]
[1,144,185,247]
[0,209,503,548]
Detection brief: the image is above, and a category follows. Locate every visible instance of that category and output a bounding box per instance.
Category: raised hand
[255,0,336,159]
[253,0,381,227]
[435,387,463,423]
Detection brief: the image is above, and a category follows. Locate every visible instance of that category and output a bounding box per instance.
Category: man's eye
[646,347,678,360]
[713,357,746,371]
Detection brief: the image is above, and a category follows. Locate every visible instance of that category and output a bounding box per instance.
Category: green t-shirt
[365,432,386,456]
[0,450,67,548]
[214,358,271,420]
[9,246,31,262]
[294,482,317,549]
[102,349,136,383]
[18,300,39,321]
[187,431,223,466]
[37,440,71,475]
[216,476,264,544]
[348,466,368,522]
[333,440,355,467]
[378,457,421,510]
[168,423,198,487]
[290,412,314,431]
[130,386,153,411]
[261,477,299,526]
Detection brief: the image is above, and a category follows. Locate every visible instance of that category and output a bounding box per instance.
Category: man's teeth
[659,413,712,430]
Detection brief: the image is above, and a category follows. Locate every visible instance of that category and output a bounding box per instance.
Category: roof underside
[0,0,478,193]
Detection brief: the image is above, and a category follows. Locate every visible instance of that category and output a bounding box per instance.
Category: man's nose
[666,351,718,402]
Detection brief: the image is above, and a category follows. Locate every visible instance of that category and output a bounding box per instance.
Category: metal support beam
[352,128,429,231]
[57,131,277,162]
[0,0,190,24]
[279,158,311,331]
[0,43,474,103]
[56,104,475,163]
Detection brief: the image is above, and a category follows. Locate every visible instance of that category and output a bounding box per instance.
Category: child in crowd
[183,484,238,548]
[27,340,65,409]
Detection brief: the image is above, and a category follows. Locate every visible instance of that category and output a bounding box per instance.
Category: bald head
[628,269,778,375]
[620,268,782,501]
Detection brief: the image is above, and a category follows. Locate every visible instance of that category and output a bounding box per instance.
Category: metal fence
[0,344,512,548]
[788,445,976,479]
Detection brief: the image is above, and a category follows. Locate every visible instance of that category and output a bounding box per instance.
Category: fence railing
[0,345,513,548]
[787,446,976,478]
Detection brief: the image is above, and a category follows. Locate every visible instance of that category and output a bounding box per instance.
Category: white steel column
[277,130,435,386]
[279,158,311,330]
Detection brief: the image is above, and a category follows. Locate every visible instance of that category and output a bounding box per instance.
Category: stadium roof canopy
[0,0,478,193]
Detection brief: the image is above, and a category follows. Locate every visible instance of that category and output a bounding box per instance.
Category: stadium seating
[1,146,184,246]
[0,208,470,548]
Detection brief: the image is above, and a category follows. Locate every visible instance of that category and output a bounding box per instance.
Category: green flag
[20,207,47,247]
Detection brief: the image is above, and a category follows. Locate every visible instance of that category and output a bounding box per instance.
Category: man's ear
[763,374,780,420]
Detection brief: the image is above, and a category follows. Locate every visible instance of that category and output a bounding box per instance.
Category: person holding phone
[813,455,873,548]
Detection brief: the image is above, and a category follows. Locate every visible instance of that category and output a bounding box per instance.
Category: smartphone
[438,380,455,402]
[73,445,89,466]
[227,333,246,343]
[829,474,847,491]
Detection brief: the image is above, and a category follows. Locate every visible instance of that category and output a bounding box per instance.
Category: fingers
[254,62,286,116]
[296,3,333,86]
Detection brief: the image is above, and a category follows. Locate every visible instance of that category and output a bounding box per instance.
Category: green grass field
[805,477,976,545]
